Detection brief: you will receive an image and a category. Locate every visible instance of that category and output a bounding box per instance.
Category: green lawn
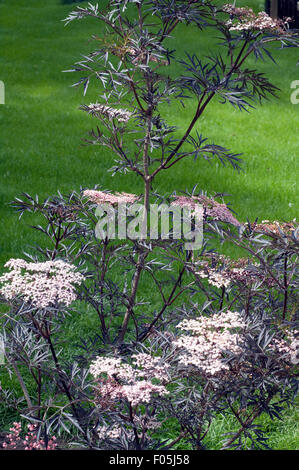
[0,0,298,449]
[0,0,298,265]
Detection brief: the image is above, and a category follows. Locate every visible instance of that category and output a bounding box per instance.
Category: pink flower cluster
[0,259,84,308]
[2,422,57,450]
[197,269,231,289]
[249,220,297,236]
[171,195,241,227]
[97,424,122,440]
[82,103,132,122]
[270,332,299,365]
[131,352,169,383]
[83,189,139,206]
[195,254,276,289]
[173,311,246,376]
[223,4,255,16]
[90,354,169,407]
[223,4,291,33]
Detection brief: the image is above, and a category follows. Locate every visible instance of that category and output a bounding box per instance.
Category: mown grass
[0,0,298,263]
[0,0,298,449]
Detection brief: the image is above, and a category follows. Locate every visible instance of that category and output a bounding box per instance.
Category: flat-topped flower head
[173,311,246,377]
[269,331,299,365]
[83,189,139,206]
[0,259,84,308]
[249,220,297,236]
[89,356,134,381]
[223,4,255,17]
[90,353,169,407]
[171,194,241,227]
[131,352,170,382]
[81,103,132,123]
[223,4,291,34]
[97,424,122,441]
[195,254,276,288]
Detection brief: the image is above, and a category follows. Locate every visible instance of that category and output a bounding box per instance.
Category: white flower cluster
[251,220,296,236]
[97,424,122,440]
[0,259,84,308]
[197,270,231,289]
[270,333,299,365]
[90,353,169,407]
[84,103,132,123]
[228,12,282,32]
[223,5,290,33]
[195,256,273,288]
[116,381,168,407]
[173,311,246,376]
[290,339,299,365]
[89,356,132,380]
[131,352,170,382]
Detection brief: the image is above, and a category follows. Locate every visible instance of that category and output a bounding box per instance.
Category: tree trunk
[270,0,279,18]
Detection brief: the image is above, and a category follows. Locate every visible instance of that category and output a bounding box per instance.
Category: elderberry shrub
[1,2,298,450]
